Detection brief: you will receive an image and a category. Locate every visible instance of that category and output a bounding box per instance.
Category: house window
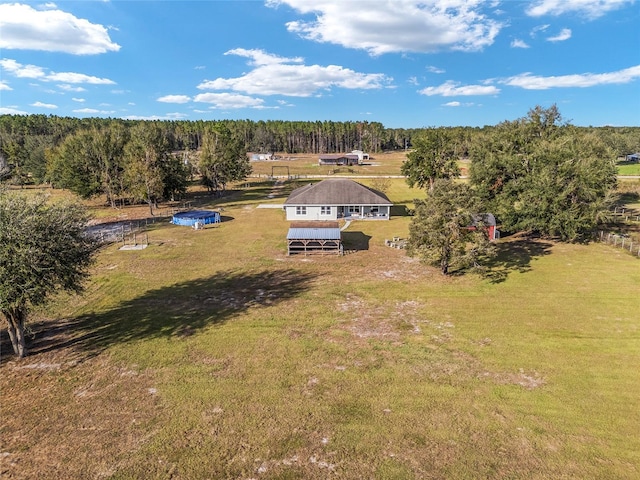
[320,206,331,215]
[348,206,360,213]
[296,206,307,215]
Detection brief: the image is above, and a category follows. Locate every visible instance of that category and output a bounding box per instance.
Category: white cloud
[58,84,86,92]
[547,28,572,42]
[72,97,85,102]
[530,24,550,37]
[0,59,115,85]
[526,0,633,19]
[193,92,266,109]
[0,3,120,54]
[511,39,530,48]
[0,81,12,91]
[165,112,189,119]
[124,113,189,121]
[268,0,503,55]
[0,59,45,78]
[31,101,58,109]
[427,66,445,74]
[419,80,500,96]
[225,48,303,65]
[157,94,191,104]
[408,76,419,86]
[197,48,391,97]
[443,101,476,107]
[47,71,115,84]
[0,106,28,115]
[503,65,640,89]
[73,108,116,114]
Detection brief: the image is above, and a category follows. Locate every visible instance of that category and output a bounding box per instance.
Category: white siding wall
[285,206,337,221]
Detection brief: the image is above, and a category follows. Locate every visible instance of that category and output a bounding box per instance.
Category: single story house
[284,178,393,221]
[287,221,342,255]
[318,154,359,166]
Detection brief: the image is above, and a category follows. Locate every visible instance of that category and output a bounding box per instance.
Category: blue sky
[1,0,639,128]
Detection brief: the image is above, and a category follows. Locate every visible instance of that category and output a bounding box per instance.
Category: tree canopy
[470,106,618,241]
[0,191,97,357]
[198,124,251,196]
[408,180,495,275]
[401,127,461,191]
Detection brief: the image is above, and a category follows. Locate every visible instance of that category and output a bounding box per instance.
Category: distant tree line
[0,115,421,184]
[1,112,638,216]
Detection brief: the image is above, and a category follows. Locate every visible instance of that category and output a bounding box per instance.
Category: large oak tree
[401,128,461,192]
[0,191,97,358]
[198,124,250,196]
[470,106,617,241]
[408,180,495,275]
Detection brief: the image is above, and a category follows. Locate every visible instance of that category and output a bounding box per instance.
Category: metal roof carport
[286,222,342,255]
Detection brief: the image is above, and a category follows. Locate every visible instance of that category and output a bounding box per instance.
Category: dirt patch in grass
[333,295,547,391]
[336,295,426,343]
[1,350,162,479]
[480,368,546,390]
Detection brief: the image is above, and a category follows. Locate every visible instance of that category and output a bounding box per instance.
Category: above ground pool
[171,210,221,227]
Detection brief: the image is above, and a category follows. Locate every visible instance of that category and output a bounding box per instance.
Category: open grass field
[617,162,640,176]
[248,151,410,178]
[2,178,640,479]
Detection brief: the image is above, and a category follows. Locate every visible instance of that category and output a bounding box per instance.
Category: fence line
[88,215,169,245]
[611,207,640,223]
[598,231,640,256]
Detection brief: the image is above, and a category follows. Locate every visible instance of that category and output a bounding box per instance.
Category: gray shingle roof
[284,179,392,206]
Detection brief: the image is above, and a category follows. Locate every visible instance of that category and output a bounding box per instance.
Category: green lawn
[2,180,639,479]
[618,162,640,176]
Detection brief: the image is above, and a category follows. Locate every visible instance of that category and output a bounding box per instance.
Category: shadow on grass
[9,268,316,361]
[615,191,640,206]
[342,231,371,251]
[390,205,412,217]
[484,238,553,284]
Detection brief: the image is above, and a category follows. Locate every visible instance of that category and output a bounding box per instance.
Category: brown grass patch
[0,352,162,479]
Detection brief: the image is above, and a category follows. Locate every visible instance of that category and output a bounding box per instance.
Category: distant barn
[249,152,273,161]
[318,154,359,166]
